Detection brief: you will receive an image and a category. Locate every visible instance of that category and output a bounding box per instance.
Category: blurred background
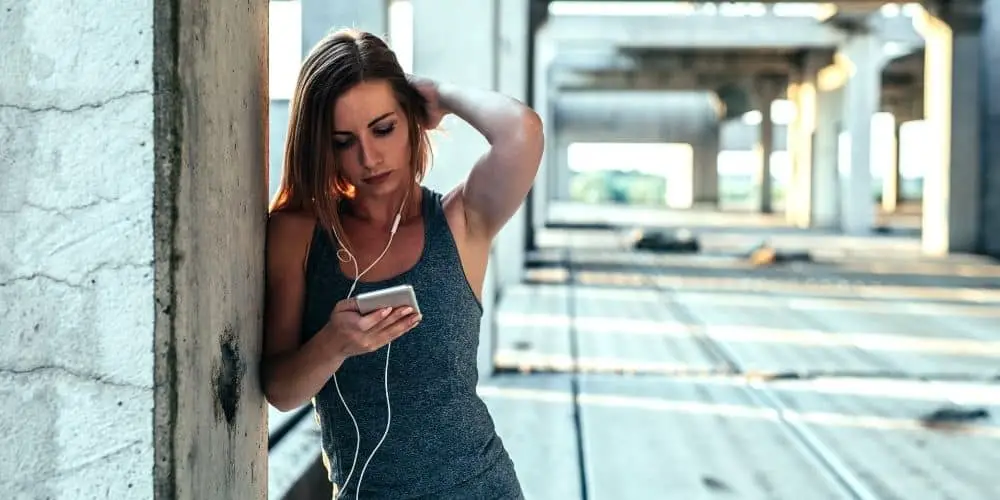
[262,2,1000,499]
[4,1,1000,499]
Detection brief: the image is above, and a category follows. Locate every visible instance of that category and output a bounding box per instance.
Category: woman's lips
[364,171,392,184]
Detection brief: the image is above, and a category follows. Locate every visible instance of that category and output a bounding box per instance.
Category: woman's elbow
[514,108,544,157]
[520,107,543,139]
[263,383,302,412]
[261,363,300,412]
[523,110,545,163]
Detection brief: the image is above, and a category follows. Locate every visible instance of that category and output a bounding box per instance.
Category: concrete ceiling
[549,48,824,92]
[553,90,722,142]
[538,2,928,129]
[540,4,923,50]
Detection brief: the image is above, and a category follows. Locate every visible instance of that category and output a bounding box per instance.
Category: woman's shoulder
[267,209,318,272]
[268,209,317,238]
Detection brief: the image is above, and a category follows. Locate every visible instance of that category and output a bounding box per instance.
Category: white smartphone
[355,284,421,316]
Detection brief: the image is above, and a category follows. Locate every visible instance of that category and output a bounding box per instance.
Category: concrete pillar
[532,29,557,233]
[881,121,901,213]
[915,2,983,254]
[692,126,721,206]
[493,0,532,289]
[553,137,575,201]
[667,145,695,209]
[412,0,498,379]
[984,0,1000,257]
[760,103,774,214]
[838,33,881,235]
[301,0,388,53]
[412,0,494,190]
[754,76,782,214]
[785,54,824,228]
[1,2,268,499]
[813,71,846,229]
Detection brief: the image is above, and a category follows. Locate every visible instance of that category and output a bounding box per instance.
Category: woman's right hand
[323,297,422,359]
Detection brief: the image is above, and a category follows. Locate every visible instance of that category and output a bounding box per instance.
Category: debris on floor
[918,405,990,429]
[746,242,813,267]
[632,229,700,253]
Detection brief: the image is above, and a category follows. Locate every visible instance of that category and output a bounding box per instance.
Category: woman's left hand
[407,75,449,130]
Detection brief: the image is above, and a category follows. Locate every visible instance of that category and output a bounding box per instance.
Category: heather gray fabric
[301,186,523,499]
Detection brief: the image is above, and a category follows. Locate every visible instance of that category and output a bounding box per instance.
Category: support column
[531,29,557,232]
[839,33,881,236]
[754,76,782,214]
[412,0,495,191]
[493,0,532,288]
[1,2,268,498]
[412,0,499,380]
[554,137,575,201]
[881,121,901,213]
[785,53,824,228]
[812,65,847,229]
[692,125,721,206]
[915,2,983,254]
[301,0,388,54]
[984,0,1000,256]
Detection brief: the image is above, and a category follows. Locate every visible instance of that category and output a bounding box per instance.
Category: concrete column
[785,54,824,228]
[813,75,845,229]
[301,0,388,54]
[1,2,268,499]
[531,29,557,232]
[839,33,881,235]
[784,79,804,224]
[692,125,721,206]
[881,121,901,213]
[493,0,532,289]
[554,138,575,201]
[412,0,494,190]
[412,0,498,379]
[984,0,1000,257]
[915,2,983,254]
[761,103,774,214]
[754,76,782,214]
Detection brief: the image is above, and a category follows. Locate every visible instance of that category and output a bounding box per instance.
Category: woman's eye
[333,138,353,150]
[374,124,396,137]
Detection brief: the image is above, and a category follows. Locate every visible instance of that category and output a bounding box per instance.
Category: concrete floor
[483,227,1000,500]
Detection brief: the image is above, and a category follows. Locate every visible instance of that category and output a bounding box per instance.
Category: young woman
[263,29,543,499]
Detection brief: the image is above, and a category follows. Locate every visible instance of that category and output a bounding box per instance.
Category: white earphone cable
[330,188,409,500]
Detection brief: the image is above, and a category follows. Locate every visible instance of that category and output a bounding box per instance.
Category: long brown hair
[270,28,432,253]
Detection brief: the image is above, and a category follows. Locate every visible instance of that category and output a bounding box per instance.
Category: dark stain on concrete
[213,325,246,427]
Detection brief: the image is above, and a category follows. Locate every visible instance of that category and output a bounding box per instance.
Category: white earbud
[391,213,401,235]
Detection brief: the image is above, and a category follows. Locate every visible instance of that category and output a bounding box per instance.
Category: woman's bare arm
[261,211,346,411]
[435,83,545,239]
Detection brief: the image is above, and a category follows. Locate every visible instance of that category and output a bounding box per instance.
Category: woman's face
[331,80,412,197]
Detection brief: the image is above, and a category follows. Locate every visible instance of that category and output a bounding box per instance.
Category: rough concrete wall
[3,1,268,497]
[982,0,1000,257]
[153,1,269,499]
[0,1,157,498]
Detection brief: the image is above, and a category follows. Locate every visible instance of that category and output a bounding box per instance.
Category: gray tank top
[301,186,518,499]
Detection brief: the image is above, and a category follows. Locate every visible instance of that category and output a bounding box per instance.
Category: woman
[263,28,543,500]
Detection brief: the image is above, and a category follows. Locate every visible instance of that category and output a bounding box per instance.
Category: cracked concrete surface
[0,89,153,114]
[0,370,152,498]
[1,1,156,499]
[2,0,269,498]
[0,364,151,389]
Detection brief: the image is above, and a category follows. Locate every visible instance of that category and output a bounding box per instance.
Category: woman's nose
[358,136,382,168]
